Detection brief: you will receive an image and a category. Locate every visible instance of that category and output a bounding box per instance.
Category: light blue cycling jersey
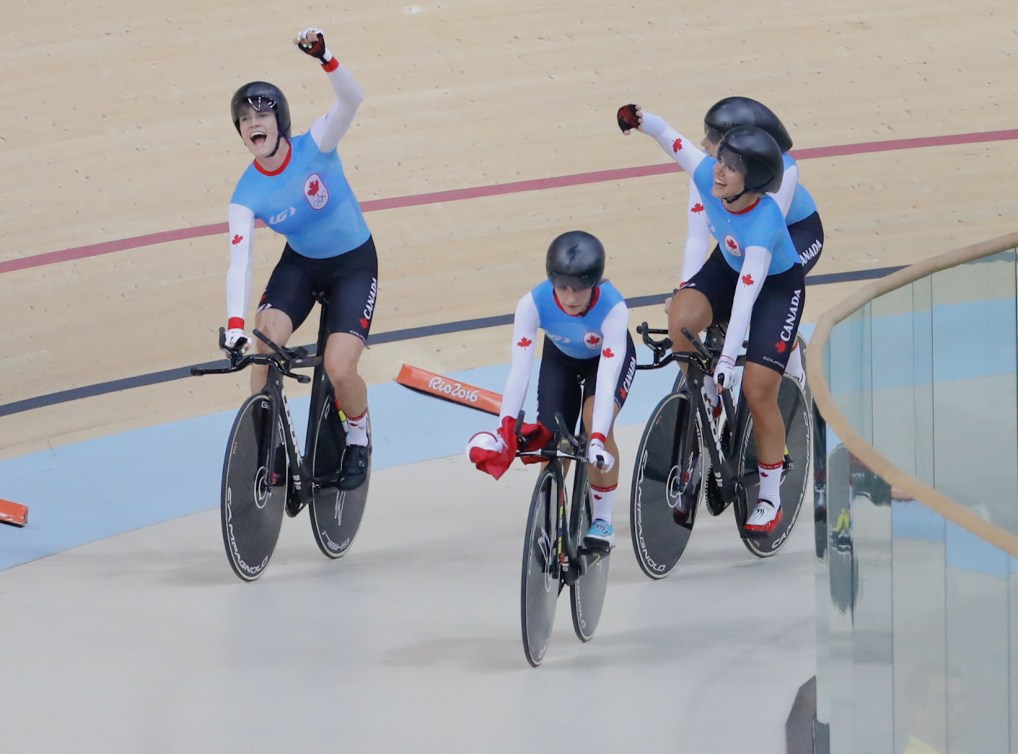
[691,159,800,275]
[782,153,817,225]
[531,279,626,360]
[230,132,370,258]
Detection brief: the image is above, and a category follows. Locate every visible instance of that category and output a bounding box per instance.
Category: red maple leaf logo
[517,337,532,348]
[307,179,320,196]
[726,237,738,250]
[602,347,615,359]
[359,317,370,329]
[691,203,704,214]
[672,138,683,153]
[741,274,755,286]
[620,387,629,400]
[231,234,244,245]
[585,334,601,346]
[775,341,788,354]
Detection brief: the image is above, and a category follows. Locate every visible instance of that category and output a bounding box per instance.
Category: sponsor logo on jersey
[268,207,296,225]
[584,332,602,349]
[547,333,571,344]
[724,235,742,257]
[304,174,329,210]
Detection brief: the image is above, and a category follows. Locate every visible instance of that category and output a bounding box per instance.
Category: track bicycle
[629,322,812,579]
[191,295,370,581]
[518,413,611,667]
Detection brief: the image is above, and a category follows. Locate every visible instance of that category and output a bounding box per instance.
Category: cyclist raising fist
[223,27,378,490]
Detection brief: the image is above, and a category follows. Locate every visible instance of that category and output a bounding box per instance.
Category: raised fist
[295,27,333,64]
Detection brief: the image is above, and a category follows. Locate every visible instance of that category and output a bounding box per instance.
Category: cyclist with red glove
[467,231,636,549]
[222,27,376,491]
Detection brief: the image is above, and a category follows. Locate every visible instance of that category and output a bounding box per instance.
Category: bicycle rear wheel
[220,392,287,582]
[569,475,610,642]
[521,466,562,667]
[308,399,370,559]
[629,386,702,579]
[735,374,813,557]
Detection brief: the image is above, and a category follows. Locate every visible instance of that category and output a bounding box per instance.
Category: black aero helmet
[704,96,793,153]
[716,125,784,195]
[546,230,605,289]
[231,81,291,139]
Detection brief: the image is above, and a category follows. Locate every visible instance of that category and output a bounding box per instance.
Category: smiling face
[711,151,747,201]
[554,284,594,315]
[236,104,283,162]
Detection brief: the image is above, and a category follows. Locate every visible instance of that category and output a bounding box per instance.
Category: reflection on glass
[815,245,1018,754]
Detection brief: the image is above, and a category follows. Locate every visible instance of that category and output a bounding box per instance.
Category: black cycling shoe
[337,444,371,491]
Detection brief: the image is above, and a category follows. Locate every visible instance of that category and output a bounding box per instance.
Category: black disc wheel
[220,393,287,582]
[308,401,370,559]
[629,389,702,579]
[569,478,610,642]
[521,466,562,667]
[734,374,813,557]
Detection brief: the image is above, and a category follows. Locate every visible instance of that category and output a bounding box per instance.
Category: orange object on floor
[0,498,28,527]
[395,364,501,415]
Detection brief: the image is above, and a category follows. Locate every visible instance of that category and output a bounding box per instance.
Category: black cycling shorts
[688,250,805,374]
[258,236,379,342]
[535,333,637,436]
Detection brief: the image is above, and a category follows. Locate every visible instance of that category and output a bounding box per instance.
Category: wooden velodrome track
[2,0,1017,462]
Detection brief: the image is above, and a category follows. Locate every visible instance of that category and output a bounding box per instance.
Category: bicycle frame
[192,328,320,506]
[636,323,750,509]
[518,414,593,584]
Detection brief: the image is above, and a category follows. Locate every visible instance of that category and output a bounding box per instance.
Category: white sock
[784,343,805,384]
[758,461,784,508]
[591,483,617,524]
[344,408,369,446]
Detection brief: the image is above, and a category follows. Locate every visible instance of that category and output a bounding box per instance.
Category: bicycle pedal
[581,538,612,554]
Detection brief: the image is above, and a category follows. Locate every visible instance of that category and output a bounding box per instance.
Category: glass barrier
[811,242,1018,754]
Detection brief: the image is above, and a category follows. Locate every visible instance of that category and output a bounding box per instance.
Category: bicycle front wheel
[220,392,287,582]
[308,400,370,559]
[629,388,702,579]
[569,476,610,643]
[521,466,562,667]
[735,374,813,557]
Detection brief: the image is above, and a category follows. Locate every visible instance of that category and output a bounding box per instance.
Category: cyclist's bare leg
[250,308,295,393]
[323,332,368,419]
[581,396,621,490]
[666,288,713,355]
[741,362,785,466]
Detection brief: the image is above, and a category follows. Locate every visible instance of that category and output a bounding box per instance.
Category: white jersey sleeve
[638,111,708,176]
[499,293,540,424]
[770,162,799,219]
[225,203,257,326]
[309,63,364,153]
[590,301,629,441]
[681,180,712,285]
[721,246,771,366]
